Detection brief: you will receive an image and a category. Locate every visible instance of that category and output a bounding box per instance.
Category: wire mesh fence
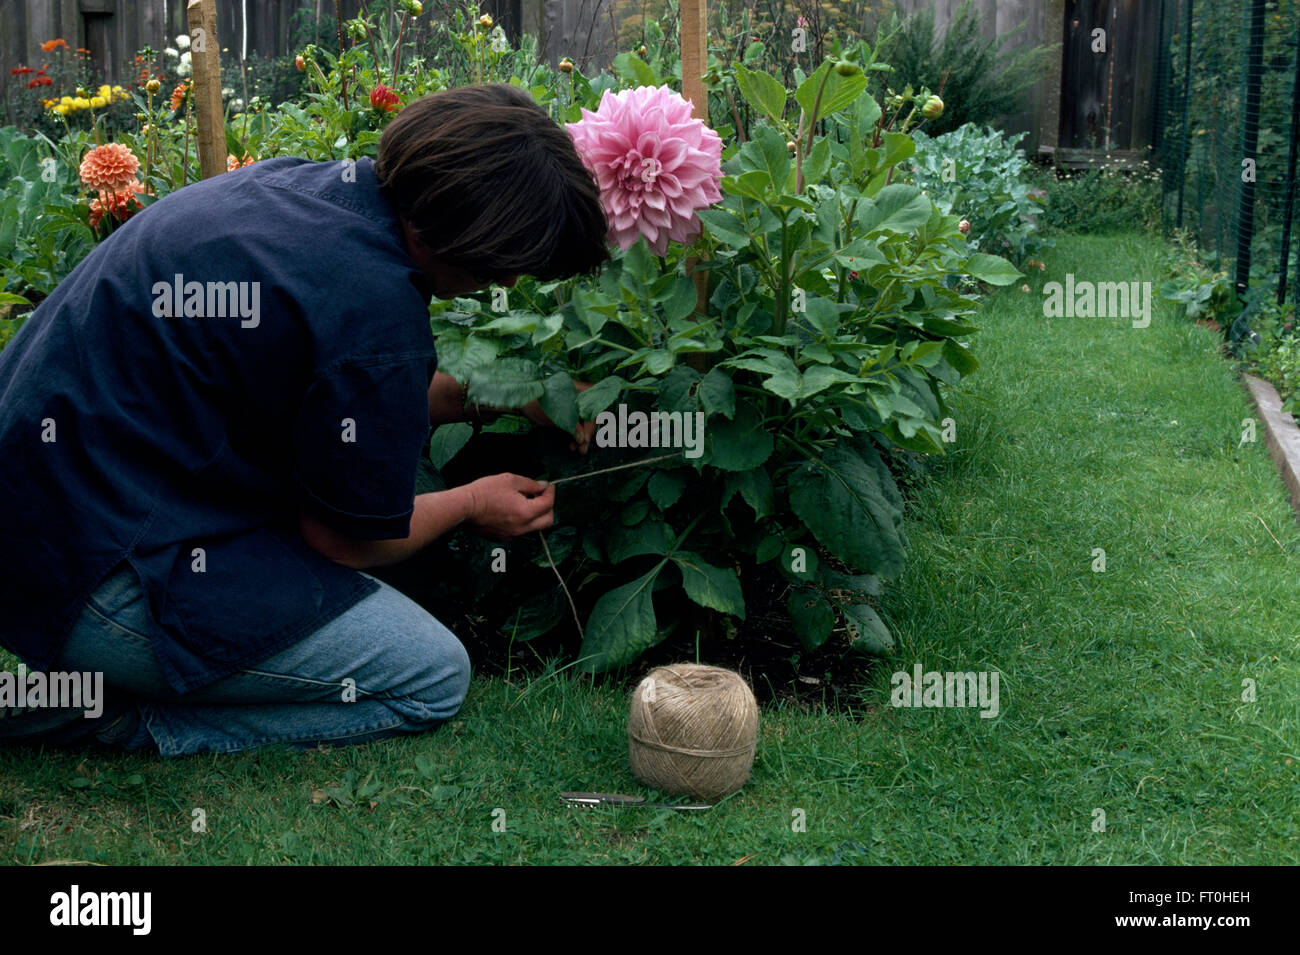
[1160,0,1300,310]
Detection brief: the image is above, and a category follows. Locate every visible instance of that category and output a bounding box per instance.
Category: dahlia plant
[424,45,1021,673]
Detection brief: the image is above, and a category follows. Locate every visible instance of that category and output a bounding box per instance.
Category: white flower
[221,87,233,97]
[164,47,178,58]
[176,33,191,50]
[231,99,244,111]
[177,51,192,77]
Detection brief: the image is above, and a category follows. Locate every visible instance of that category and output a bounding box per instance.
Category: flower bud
[145,78,161,93]
[834,60,861,77]
[558,57,574,73]
[479,13,493,29]
[787,140,797,152]
[922,95,944,120]
[958,219,970,234]
[295,54,306,71]
[638,45,647,57]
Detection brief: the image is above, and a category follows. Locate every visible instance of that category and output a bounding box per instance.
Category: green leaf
[428,422,473,470]
[579,564,665,672]
[433,331,500,382]
[577,375,627,418]
[479,310,541,335]
[467,357,544,408]
[620,239,655,288]
[795,60,867,125]
[964,253,1023,286]
[942,340,979,376]
[696,208,750,247]
[621,499,650,526]
[539,372,579,433]
[840,603,894,654]
[572,286,612,334]
[756,534,784,563]
[722,170,771,200]
[613,52,657,86]
[0,292,31,306]
[722,468,773,519]
[606,520,673,563]
[789,442,906,577]
[749,125,792,195]
[658,365,701,412]
[698,367,736,419]
[671,551,745,618]
[500,587,567,641]
[661,275,699,323]
[832,238,887,272]
[787,589,835,650]
[647,470,687,509]
[705,401,774,470]
[856,184,932,234]
[803,135,831,184]
[734,63,788,122]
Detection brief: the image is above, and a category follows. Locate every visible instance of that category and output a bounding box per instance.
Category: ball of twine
[628,664,758,802]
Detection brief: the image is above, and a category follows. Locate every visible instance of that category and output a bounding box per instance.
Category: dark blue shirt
[0,156,437,692]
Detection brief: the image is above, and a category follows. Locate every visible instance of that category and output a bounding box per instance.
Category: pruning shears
[560,792,713,811]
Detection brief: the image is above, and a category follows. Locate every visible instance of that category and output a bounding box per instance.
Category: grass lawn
[2,232,1297,865]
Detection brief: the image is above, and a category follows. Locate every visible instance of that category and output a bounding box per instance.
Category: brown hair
[374,83,610,282]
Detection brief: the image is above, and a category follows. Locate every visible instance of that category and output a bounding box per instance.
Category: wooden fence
[3,0,1180,164]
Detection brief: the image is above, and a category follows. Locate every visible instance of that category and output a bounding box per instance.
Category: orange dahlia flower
[79,143,141,192]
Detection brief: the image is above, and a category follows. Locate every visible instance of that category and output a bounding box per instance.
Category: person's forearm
[428,371,508,426]
[316,487,476,570]
[428,371,469,425]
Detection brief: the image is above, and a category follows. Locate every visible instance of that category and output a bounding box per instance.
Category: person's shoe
[0,702,135,748]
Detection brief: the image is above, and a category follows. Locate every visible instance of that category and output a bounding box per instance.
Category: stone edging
[1243,374,1300,526]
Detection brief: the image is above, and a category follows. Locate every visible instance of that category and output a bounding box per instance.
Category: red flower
[11,67,33,75]
[88,181,146,229]
[369,84,400,112]
[28,77,53,88]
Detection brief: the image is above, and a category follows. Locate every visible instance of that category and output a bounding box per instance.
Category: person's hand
[463,473,555,540]
[520,380,597,454]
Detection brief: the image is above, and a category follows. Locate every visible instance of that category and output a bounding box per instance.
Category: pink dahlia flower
[566,85,722,255]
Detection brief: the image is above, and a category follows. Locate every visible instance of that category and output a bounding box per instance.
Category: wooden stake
[679,0,710,371]
[186,0,226,180]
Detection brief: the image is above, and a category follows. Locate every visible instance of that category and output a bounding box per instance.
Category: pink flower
[958,219,970,234]
[566,85,722,255]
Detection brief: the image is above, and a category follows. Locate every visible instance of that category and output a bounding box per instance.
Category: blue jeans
[53,561,472,756]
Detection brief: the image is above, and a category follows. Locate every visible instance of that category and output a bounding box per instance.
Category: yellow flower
[53,103,70,115]
[73,97,91,110]
[97,84,111,97]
